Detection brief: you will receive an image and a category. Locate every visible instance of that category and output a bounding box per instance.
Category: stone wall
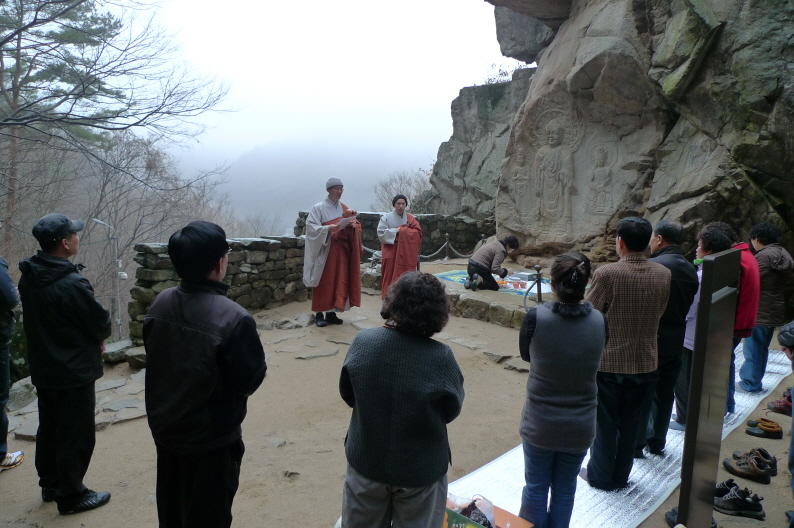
[294,212,496,259]
[128,237,308,346]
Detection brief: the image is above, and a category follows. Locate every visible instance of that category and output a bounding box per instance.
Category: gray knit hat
[326,177,343,189]
[779,321,794,348]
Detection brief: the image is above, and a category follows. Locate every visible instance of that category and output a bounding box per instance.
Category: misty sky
[159,0,517,230]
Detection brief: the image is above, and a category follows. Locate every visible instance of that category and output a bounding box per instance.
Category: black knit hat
[392,194,408,206]
[779,321,794,348]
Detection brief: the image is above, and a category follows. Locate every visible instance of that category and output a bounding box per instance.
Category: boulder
[125,347,147,368]
[103,339,133,363]
[494,7,555,64]
[7,376,36,412]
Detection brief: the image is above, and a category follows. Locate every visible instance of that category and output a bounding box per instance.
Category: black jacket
[649,246,699,357]
[0,256,19,344]
[143,280,267,455]
[19,252,111,389]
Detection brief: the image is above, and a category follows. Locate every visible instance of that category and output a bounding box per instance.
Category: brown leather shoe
[732,448,777,476]
[723,455,772,485]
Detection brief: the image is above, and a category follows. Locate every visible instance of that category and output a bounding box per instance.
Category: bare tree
[370,167,433,213]
[0,0,227,249]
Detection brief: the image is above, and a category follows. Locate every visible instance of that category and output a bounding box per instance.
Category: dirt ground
[1,259,793,527]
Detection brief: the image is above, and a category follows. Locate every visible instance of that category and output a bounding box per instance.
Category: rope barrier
[365,233,486,262]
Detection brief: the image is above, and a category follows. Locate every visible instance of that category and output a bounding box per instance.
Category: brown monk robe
[312,211,363,312]
[379,214,422,299]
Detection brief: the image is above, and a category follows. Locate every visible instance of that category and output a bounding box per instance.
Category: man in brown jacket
[580,217,671,491]
[738,222,793,392]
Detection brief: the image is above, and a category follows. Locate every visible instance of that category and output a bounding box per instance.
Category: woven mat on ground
[434,269,553,298]
[448,343,791,528]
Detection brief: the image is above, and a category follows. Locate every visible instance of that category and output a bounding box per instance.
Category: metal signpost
[676,248,741,527]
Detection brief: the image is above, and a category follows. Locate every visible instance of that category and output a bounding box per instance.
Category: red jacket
[734,243,760,338]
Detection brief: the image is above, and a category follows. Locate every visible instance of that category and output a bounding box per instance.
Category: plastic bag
[446,493,495,528]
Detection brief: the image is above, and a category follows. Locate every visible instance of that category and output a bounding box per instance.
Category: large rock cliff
[487,0,794,261]
[427,67,534,219]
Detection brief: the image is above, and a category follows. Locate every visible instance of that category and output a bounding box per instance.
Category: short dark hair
[40,233,74,253]
[168,221,229,281]
[501,235,519,250]
[749,222,779,245]
[697,225,732,254]
[616,217,653,252]
[654,219,683,246]
[707,221,738,244]
[550,252,591,303]
[380,271,449,337]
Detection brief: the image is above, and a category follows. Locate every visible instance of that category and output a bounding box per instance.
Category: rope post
[444,233,450,261]
[535,264,543,303]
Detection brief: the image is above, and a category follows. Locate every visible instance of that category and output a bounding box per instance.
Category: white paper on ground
[448,344,791,528]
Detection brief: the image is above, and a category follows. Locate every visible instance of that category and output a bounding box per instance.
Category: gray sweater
[519,302,606,452]
[340,326,465,487]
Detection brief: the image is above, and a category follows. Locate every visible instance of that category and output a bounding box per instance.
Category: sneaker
[58,489,111,515]
[325,312,343,325]
[733,448,777,476]
[463,276,472,289]
[767,397,792,416]
[715,478,738,498]
[723,455,773,485]
[664,506,717,528]
[713,486,765,520]
[746,422,783,440]
[668,419,686,431]
[315,312,328,327]
[0,450,24,471]
[747,417,778,428]
[42,487,57,502]
[470,274,479,292]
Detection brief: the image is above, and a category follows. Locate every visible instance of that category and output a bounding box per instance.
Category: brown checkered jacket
[586,253,671,374]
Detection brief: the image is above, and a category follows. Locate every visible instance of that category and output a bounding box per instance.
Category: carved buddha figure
[534,118,574,241]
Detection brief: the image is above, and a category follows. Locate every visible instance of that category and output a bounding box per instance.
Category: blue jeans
[519,440,586,528]
[726,337,741,414]
[0,344,9,460]
[738,325,775,392]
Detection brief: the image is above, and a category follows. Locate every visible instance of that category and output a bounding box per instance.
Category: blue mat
[434,269,552,298]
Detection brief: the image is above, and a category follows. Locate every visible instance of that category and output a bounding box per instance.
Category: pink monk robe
[378,212,422,299]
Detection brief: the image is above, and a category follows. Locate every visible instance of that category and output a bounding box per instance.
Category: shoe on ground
[0,450,24,470]
[715,478,738,498]
[463,276,472,289]
[315,312,328,327]
[325,312,343,325]
[668,419,686,432]
[746,422,783,440]
[633,448,645,459]
[58,490,111,515]
[767,397,792,416]
[42,487,57,502]
[733,448,777,476]
[747,417,778,428]
[738,379,763,393]
[786,510,794,521]
[723,455,773,485]
[713,486,765,520]
[470,274,479,291]
[664,506,717,528]
[648,446,665,456]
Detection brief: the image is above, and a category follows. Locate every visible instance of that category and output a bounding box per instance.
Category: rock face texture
[487,0,794,265]
[494,7,555,63]
[426,68,534,219]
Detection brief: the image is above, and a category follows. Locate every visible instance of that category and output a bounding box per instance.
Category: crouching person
[339,272,465,528]
[144,221,267,528]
